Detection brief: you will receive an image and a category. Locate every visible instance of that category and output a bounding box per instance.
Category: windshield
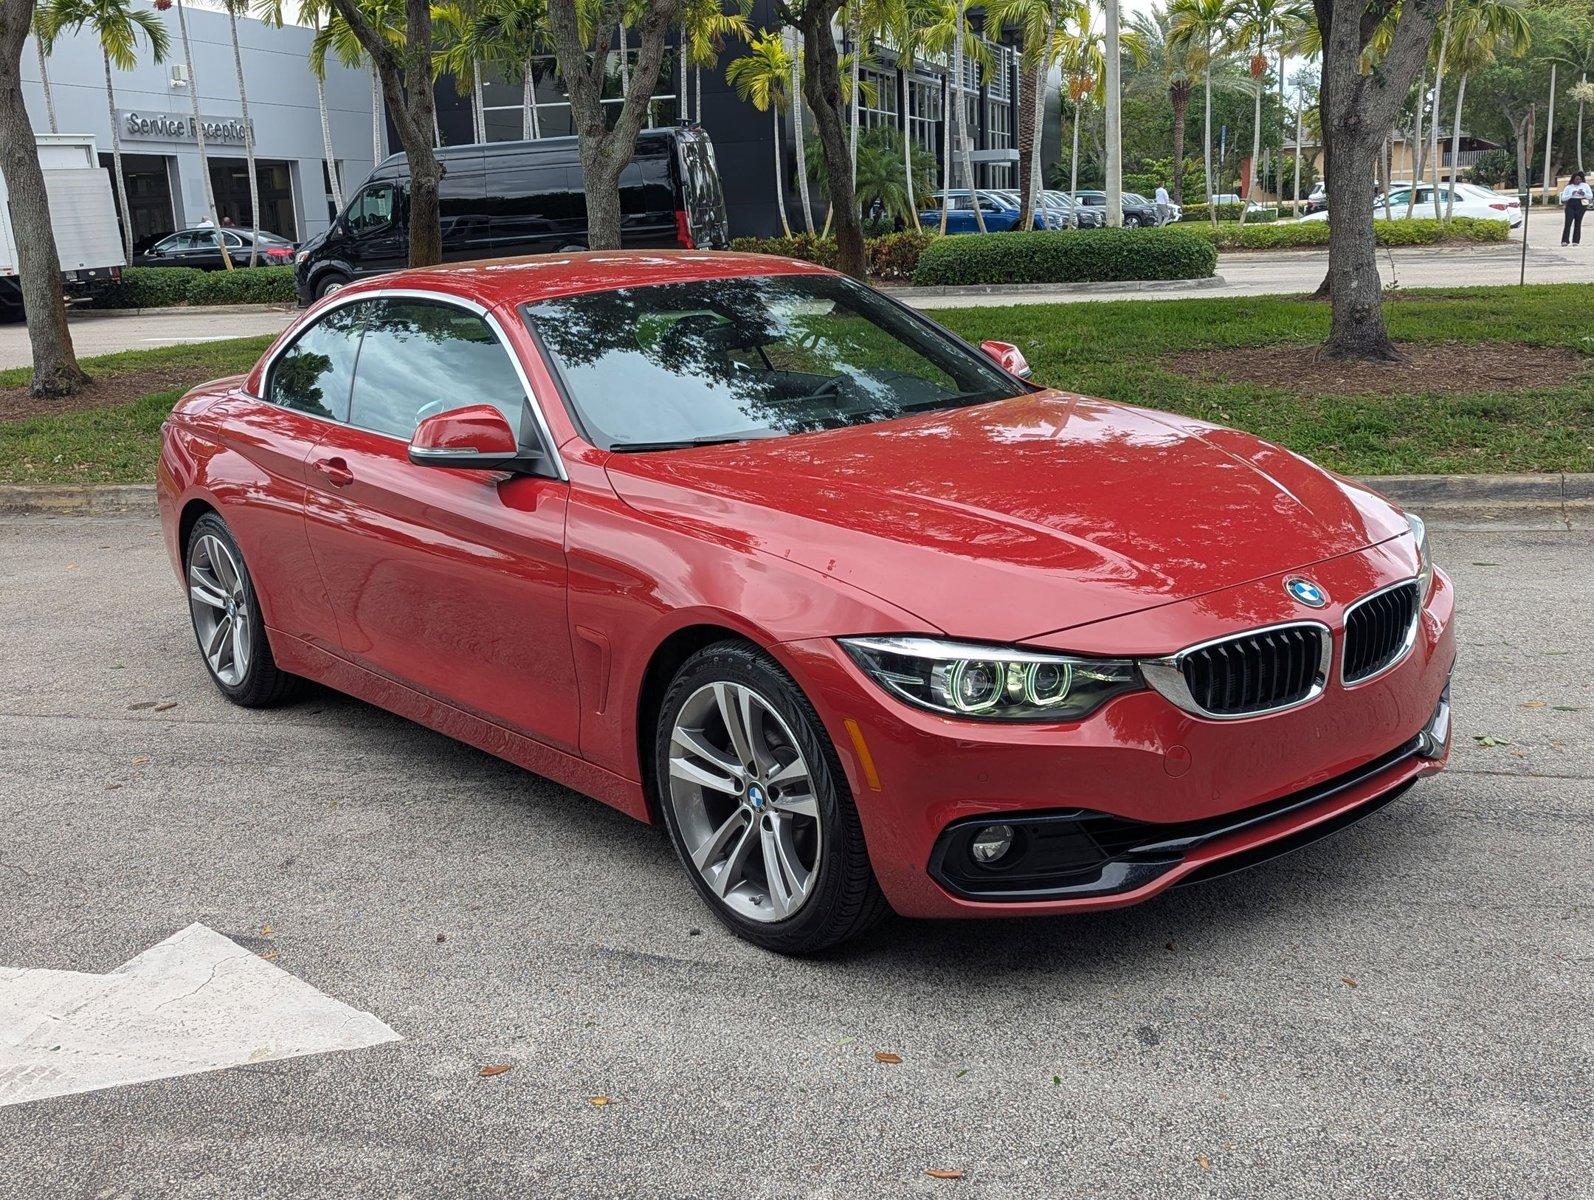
[523,274,1023,450]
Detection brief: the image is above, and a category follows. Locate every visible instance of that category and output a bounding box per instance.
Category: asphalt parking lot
[0,515,1588,1198]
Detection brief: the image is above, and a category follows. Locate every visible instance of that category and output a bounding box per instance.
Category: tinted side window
[349,300,526,439]
[266,303,364,421]
[619,152,675,217]
[349,184,396,233]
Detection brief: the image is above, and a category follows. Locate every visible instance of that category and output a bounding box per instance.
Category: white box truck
[0,133,126,319]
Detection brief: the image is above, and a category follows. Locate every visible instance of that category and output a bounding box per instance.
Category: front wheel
[654,642,889,954]
[313,272,350,300]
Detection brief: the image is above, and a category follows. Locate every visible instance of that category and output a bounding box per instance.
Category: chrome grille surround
[1141,620,1333,721]
[1341,578,1423,687]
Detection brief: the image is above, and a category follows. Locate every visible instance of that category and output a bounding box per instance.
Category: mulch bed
[0,364,243,423]
[1163,341,1589,395]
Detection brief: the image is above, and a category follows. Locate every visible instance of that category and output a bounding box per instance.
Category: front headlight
[1407,512,1434,598]
[839,636,1142,721]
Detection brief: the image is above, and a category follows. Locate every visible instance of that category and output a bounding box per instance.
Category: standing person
[1561,172,1591,246]
[1154,182,1172,226]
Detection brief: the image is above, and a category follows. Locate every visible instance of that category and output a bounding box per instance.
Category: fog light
[970,824,1015,865]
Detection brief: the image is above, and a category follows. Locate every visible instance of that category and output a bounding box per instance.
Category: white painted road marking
[0,923,399,1108]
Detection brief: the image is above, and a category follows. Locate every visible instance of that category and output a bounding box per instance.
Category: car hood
[603,391,1408,643]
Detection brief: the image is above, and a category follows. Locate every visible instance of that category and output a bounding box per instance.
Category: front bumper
[779,547,1455,919]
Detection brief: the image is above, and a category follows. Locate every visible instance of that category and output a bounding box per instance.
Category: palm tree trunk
[1170,88,1188,207]
[317,66,345,209]
[903,81,920,229]
[1577,73,1586,174]
[939,76,951,233]
[1430,2,1452,218]
[372,65,383,161]
[176,0,232,269]
[772,103,793,237]
[1447,72,1466,220]
[1292,91,1302,215]
[36,38,56,134]
[848,11,860,191]
[1406,68,1426,218]
[1241,36,1262,227]
[473,61,485,143]
[1104,0,1122,227]
[104,52,135,262]
[1203,60,1215,223]
[1070,97,1081,226]
[789,29,814,233]
[678,24,687,120]
[226,4,261,265]
[619,23,630,94]
[1542,62,1557,204]
[954,0,984,232]
[523,59,535,138]
[695,65,703,123]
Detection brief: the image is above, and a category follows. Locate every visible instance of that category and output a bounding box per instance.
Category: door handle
[313,456,354,488]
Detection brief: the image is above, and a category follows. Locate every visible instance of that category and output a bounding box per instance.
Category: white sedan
[1297,183,1522,227]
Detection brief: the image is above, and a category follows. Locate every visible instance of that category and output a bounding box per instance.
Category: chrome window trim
[1141,619,1334,722]
[1340,577,1423,689]
[254,286,568,481]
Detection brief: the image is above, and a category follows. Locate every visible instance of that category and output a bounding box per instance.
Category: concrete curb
[887,275,1228,300]
[4,474,1590,524]
[71,302,297,319]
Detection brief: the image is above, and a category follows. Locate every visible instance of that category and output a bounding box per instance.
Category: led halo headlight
[1407,511,1434,598]
[839,636,1141,721]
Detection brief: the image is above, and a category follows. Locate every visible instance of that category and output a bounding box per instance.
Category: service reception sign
[119,111,253,146]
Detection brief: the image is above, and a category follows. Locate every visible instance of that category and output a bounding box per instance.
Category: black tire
[184,513,303,708]
[654,641,890,954]
[313,271,350,300]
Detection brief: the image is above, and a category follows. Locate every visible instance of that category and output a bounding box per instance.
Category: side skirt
[270,628,652,823]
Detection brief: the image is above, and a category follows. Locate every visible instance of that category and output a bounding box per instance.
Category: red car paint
[158,251,1453,919]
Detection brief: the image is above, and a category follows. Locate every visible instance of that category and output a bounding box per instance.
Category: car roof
[332,250,835,309]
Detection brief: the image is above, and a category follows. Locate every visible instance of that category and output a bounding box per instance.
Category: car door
[215,301,364,651]
[343,181,407,279]
[299,294,581,752]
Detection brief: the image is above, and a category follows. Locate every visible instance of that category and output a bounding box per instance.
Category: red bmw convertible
[158,251,1455,953]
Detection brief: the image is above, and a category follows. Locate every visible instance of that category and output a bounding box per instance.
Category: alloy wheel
[666,682,822,923]
[187,533,252,687]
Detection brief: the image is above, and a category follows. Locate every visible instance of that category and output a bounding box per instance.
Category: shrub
[89,266,206,309]
[184,266,296,305]
[1179,202,1279,223]
[87,265,294,309]
[1182,216,1510,250]
[910,227,1217,287]
[729,230,935,281]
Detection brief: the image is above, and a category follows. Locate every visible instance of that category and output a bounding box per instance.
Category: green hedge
[729,231,936,282]
[1183,217,1511,250]
[1179,203,1280,223]
[910,228,1217,287]
[87,265,295,309]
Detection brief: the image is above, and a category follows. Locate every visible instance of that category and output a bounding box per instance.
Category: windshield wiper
[607,435,766,453]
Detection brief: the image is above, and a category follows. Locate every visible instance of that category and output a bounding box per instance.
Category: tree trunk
[1576,74,1585,174]
[772,103,792,236]
[695,64,703,123]
[1202,58,1213,207]
[1170,85,1188,206]
[473,60,485,143]
[176,0,232,269]
[372,65,383,161]
[1292,92,1302,214]
[1406,68,1425,219]
[847,10,860,191]
[547,0,680,250]
[1429,2,1451,218]
[1542,63,1556,204]
[227,4,261,265]
[1103,0,1122,227]
[902,76,920,228]
[1446,73,1466,220]
[787,27,815,233]
[799,0,864,276]
[1069,97,1080,225]
[330,0,442,265]
[33,32,53,132]
[103,51,135,262]
[939,76,951,233]
[953,0,984,233]
[1322,139,1393,359]
[522,58,534,139]
[0,0,86,398]
[1016,58,1037,227]
[1241,34,1262,226]
[312,21,344,213]
[678,22,686,119]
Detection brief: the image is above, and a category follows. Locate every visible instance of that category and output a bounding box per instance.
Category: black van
[293,126,730,304]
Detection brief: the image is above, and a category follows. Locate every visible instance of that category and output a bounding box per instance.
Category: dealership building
[21,0,1058,249]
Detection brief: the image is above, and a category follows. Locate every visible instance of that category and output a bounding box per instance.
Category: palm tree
[40,0,169,261]
[472,0,550,139]
[1227,0,1293,224]
[166,0,235,266]
[726,29,795,236]
[1128,4,1201,206]
[682,0,749,124]
[31,9,58,133]
[312,0,403,201]
[915,0,988,231]
[1169,0,1232,214]
[435,2,487,143]
[1056,9,1105,224]
[213,0,265,263]
[987,0,1073,229]
[1442,0,1531,219]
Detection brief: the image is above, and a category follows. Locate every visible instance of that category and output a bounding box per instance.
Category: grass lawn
[1,285,1590,485]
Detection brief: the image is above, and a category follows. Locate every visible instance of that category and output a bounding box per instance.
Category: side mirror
[980,340,1032,380]
[408,404,546,473]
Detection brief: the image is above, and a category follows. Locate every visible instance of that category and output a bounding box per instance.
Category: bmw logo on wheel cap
[1285,576,1329,608]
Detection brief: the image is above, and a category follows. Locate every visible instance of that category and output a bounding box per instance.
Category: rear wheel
[654,642,889,954]
[185,513,302,707]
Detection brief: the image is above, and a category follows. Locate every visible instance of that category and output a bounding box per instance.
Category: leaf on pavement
[1341,976,1358,988]
[130,756,151,765]
[1472,735,1509,747]
[588,1095,612,1106]
[875,1051,903,1064]
[153,702,178,712]
[925,1168,965,1180]
[1522,701,1547,709]
[478,1064,512,1077]
[1195,1154,1211,1170]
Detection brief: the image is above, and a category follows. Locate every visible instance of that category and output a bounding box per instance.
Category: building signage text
[121,111,252,146]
